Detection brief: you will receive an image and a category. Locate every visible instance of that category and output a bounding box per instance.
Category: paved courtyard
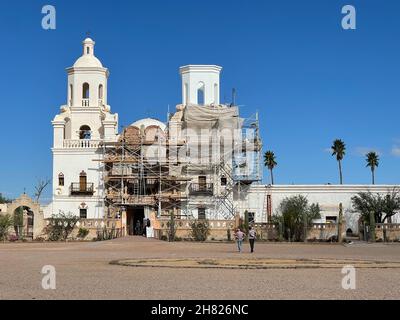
[0,237,400,300]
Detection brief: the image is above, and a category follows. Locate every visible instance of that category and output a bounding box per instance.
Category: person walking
[248,226,256,253]
[235,228,245,253]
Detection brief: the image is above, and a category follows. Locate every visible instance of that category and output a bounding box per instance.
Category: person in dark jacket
[248,226,256,253]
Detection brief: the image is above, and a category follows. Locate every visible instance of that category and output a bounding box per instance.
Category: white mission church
[42,38,398,237]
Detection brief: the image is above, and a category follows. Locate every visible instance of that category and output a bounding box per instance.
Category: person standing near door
[248,226,256,253]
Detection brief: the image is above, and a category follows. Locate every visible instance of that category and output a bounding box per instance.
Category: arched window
[184,83,188,105]
[83,83,90,98]
[98,84,104,100]
[69,84,74,106]
[197,87,205,106]
[79,125,91,140]
[214,83,218,104]
[58,173,65,186]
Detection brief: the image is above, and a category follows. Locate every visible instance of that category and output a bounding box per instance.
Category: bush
[96,227,117,241]
[45,212,79,241]
[273,195,321,242]
[190,220,211,242]
[77,228,89,239]
[0,214,13,241]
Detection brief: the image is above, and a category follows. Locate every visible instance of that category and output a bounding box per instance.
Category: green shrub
[46,212,79,241]
[0,214,13,241]
[77,228,89,239]
[190,220,211,242]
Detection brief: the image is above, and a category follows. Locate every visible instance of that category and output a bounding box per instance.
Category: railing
[70,183,94,195]
[189,183,214,195]
[63,139,102,149]
[82,99,90,107]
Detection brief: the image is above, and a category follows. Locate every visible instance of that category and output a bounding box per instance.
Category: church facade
[44,38,398,237]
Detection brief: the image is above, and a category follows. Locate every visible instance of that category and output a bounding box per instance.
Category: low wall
[375,224,400,242]
[307,223,343,241]
[39,219,122,241]
[154,219,236,241]
[153,221,344,242]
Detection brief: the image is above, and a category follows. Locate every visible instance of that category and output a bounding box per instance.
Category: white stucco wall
[180,65,222,105]
[244,185,400,233]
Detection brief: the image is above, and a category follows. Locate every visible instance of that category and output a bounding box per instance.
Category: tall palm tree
[331,139,346,184]
[264,151,277,185]
[366,151,379,185]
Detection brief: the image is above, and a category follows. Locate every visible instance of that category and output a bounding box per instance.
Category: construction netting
[183,105,240,129]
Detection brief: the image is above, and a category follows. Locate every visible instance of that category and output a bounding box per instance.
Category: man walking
[235,228,245,253]
[248,226,256,253]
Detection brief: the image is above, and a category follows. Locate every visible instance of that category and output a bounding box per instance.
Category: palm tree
[331,139,346,184]
[264,151,277,185]
[366,151,379,185]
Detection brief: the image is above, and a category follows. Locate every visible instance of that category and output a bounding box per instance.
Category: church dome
[73,55,103,68]
[72,38,103,68]
[130,118,166,131]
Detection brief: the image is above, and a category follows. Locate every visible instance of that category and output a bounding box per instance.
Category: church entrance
[126,206,145,236]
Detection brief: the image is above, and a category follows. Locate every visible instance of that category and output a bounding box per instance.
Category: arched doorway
[13,206,34,239]
[7,194,42,240]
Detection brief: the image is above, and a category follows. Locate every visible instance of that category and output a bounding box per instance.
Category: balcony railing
[63,139,102,149]
[189,183,214,195]
[82,99,90,107]
[70,183,94,195]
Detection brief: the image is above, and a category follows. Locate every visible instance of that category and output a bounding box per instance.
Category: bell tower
[180,65,222,106]
[67,38,109,110]
[50,38,118,220]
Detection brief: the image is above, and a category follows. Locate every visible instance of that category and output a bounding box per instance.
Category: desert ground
[0,237,399,300]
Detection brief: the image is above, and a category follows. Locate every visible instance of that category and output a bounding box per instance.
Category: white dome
[73,55,103,68]
[72,37,103,68]
[130,118,166,131]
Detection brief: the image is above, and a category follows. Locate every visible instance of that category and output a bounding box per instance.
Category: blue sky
[0,0,399,202]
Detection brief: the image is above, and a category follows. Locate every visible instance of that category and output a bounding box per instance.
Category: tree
[351,189,400,225]
[274,195,321,241]
[331,139,346,184]
[0,193,12,204]
[264,151,277,185]
[0,214,13,241]
[34,178,51,203]
[45,211,80,241]
[366,152,379,185]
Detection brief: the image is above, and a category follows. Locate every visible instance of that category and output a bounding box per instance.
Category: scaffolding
[101,124,190,226]
[181,104,262,220]
[99,103,262,225]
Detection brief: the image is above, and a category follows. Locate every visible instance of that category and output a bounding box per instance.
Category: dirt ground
[0,237,399,300]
